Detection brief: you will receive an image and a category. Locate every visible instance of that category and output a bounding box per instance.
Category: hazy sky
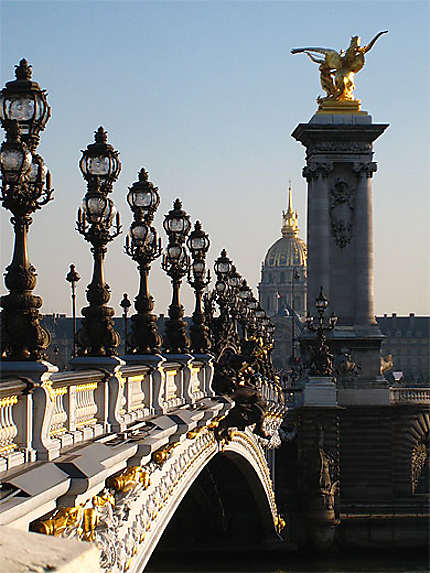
[1,0,429,319]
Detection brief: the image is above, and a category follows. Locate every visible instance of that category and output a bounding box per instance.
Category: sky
[0,0,429,319]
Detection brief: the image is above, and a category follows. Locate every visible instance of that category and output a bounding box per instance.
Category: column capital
[303,162,334,181]
[353,162,377,178]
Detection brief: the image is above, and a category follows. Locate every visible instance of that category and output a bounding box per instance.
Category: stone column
[292,116,388,385]
[303,163,332,311]
[353,162,377,327]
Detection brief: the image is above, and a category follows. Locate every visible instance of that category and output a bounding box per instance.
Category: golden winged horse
[291,31,388,102]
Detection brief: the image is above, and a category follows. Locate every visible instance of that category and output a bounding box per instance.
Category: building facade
[377,313,430,385]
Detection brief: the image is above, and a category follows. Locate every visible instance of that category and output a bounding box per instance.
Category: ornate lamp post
[305,286,338,377]
[66,264,80,358]
[214,249,232,313]
[125,168,162,354]
[212,249,234,349]
[161,199,191,353]
[187,220,211,353]
[0,59,53,361]
[120,293,131,354]
[75,127,121,356]
[227,265,241,336]
[0,59,50,150]
[246,296,259,338]
[238,279,252,341]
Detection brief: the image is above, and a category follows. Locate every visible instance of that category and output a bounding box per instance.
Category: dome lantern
[263,185,307,269]
[281,183,299,238]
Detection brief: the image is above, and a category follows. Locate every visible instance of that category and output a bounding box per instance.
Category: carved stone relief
[302,162,333,181]
[309,142,372,155]
[329,179,355,248]
[32,423,285,572]
[411,437,429,494]
[353,161,377,178]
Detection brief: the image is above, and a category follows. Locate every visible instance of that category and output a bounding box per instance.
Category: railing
[49,370,106,448]
[0,378,33,470]
[390,388,430,404]
[0,353,287,472]
[0,354,238,470]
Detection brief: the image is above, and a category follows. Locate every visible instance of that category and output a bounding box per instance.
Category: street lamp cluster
[125,168,162,355]
[76,127,122,356]
[207,249,276,365]
[304,286,338,377]
[0,58,275,365]
[0,59,53,361]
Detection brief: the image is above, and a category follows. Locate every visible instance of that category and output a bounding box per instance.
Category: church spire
[282,182,299,237]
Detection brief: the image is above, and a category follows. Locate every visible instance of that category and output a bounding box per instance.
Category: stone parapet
[0,353,219,470]
[0,525,101,573]
[303,376,337,407]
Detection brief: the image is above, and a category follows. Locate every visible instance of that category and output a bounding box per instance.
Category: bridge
[0,350,286,572]
[0,59,429,572]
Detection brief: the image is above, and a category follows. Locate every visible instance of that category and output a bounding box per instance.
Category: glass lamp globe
[79,127,121,187]
[315,287,329,314]
[83,195,111,224]
[192,260,205,276]
[215,280,227,294]
[28,154,47,185]
[130,222,149,244]
[228,268,240,288]
[256,306,266,319]
[239,281,251,301]
[0,59,50,141]
[167,244,182,262]
[163,199,191,239]
[187,221,210,257]
[214,249,232,277]
[127,169,160,217]
[0,145,32,182]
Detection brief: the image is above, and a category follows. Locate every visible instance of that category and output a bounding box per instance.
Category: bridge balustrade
[0,378,29,471]
[0,355,218,471]
[389,387,430,404]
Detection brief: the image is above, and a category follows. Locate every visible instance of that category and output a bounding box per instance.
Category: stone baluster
[50,386,67,437]
[0,395,18,455]
[202,356,215,397]
[31,380,60,461]
[65,385,78,433]
[182,361,194,406]
[13,391,34,462]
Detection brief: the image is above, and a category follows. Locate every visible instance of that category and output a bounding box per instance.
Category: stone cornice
[291,123,389,148]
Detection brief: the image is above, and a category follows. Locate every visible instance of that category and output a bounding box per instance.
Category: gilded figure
[291,31,388,104]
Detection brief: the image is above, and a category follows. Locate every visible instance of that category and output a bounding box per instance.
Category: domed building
[258,186,307,369]
[259,186,307,317]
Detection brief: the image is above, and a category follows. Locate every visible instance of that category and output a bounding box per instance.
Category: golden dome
[264,185,307,268]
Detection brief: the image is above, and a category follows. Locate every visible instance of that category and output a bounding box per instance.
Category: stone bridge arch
[107,429,280,573]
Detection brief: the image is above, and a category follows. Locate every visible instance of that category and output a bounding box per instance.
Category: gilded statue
[291,31,388,105]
